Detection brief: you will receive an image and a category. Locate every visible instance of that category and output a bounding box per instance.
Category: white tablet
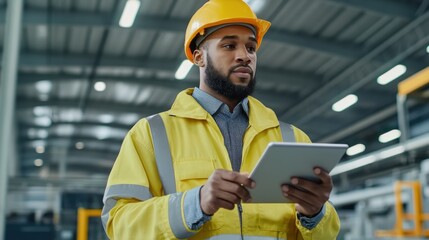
[246,142,348,203]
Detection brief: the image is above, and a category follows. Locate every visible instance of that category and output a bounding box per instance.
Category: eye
[247,46,256,53]
[223,44,236,49]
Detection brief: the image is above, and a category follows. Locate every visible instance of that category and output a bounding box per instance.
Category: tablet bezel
[246,142,348,203]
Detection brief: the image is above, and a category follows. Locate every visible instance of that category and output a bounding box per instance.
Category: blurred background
[0,0,429,239]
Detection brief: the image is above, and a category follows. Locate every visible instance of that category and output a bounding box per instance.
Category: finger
[214,189,242,204]
[282,185,319,205]
[289,177,330,195]
[219,170,255,188]
[282,185,322,215]
[313,167,332,185]
[202,195,236,213]
[218,182,251,202]
[288,177,332,203]
[216,198,236,211]
[289,178,317,193]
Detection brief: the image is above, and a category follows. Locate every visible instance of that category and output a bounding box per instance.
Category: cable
[237,203,244,240]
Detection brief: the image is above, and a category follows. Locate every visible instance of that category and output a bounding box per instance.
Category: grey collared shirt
[192,87,249,171]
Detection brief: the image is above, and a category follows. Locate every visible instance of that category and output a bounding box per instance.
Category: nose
[235,46,251,64]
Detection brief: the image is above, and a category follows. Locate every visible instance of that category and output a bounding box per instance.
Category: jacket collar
[168,88,279,131]
[192,87,249,117]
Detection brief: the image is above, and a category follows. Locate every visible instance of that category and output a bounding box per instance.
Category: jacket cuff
[168,192,199,238]
[183,186,212,230]
[297,204,326,229]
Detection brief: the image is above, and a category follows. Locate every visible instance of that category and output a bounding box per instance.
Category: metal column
[0,0,23,239]
[397,94,410,143]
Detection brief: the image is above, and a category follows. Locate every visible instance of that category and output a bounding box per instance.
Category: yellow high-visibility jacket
[102,88,340,239]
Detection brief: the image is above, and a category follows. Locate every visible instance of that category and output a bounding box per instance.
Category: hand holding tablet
[246,142,348,203]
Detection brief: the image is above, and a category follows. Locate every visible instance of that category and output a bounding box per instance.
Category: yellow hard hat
[184,0,271,62]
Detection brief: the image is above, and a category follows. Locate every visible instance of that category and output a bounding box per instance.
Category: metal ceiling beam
[0,3,421,72]
[20,151,116,166]
[16,91,295,116]
[17,73,299,102]
[0,7,411,60]
[321,105,397,143]
[20,121,132,132]
[19,164,110,178]
[18,9,359,59]
[279,10,429,125]
[326,0,419,19]
[9,177,108,190]
[20,148,120,161]
[20,136,123,146]
[16,98,169,115]
[15,8,425,65]
[19,73,198,89]
[16,94,298,143]
[16,52,317,90]
[266,30,362,59]
[331,131,429,176]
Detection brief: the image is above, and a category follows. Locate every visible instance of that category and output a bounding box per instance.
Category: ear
[193,49,205,67]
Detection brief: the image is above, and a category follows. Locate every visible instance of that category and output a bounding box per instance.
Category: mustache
[229,64,253,74]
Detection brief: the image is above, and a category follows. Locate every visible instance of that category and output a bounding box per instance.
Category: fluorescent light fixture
[33,106,51,117]
[56,124,75,137]
[346,143,365,156]
[35,145,45,154]
[119,0,141,28]
[377,64,407,85]
[332,94,358,112]
[34,159,44,167]
[37,129,49,139]
[95,126,111,140]
[31,140,46,149]
[35,80,52,94]
[75,142,85,150]
[34,116,52,127]
[426,45,429,54]
[122,113,140,125]
[94,81,106,92]
[175,60,193,80]
[378,129,401,143]
[99,114,114,124]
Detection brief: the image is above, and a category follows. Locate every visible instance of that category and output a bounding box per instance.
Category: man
[102,0,340,239]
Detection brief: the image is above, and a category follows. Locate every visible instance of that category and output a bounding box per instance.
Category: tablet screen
[246,142,348,203]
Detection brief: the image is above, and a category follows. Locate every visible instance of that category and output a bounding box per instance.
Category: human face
[204,53,256,100]
[199,26,258,100]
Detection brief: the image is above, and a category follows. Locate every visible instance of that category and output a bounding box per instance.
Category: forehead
[205,25,256,42]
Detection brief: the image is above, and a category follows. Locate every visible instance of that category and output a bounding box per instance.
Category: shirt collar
[192,87,249,116]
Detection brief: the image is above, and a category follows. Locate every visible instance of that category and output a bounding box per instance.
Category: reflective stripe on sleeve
[169,192,197,239]
[207,235,285,240]
[279,121,296,142]
[101,184,153,230]
[147,114,177,195]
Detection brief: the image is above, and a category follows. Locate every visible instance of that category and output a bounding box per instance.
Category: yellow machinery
[375,66,429,237]
[398,66,429,96]
[375,181,429,237]
[396,66,429,142]
[77,208,102,240]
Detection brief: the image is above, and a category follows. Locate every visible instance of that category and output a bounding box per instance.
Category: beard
[204,54,256,101]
